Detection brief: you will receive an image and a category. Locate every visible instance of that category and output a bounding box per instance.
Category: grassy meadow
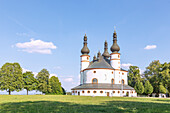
[0,95,170,113]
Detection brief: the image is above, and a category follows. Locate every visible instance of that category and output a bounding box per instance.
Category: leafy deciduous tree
[49,76,63,94]
[159,83,166,94]
[134,81,144,95]
[23,71,38,95]
[0,63,23,95]
[144,80,153,95]
[36,69,51,94]
[144,60,162,93]
[128,66,141,87]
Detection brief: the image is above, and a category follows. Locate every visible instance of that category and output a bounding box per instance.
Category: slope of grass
[0,95,170,113]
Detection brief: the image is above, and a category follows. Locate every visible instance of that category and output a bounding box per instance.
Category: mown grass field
[0,95,170,113]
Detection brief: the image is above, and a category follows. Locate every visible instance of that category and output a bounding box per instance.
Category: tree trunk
[9,90,11,95]
[27,89,28,95]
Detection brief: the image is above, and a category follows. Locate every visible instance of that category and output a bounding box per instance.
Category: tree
[0,63,23,95]
[23,71,38,95]
[49,76,63,94]
[167,80,170,94]
[128,66,141,87]
[160,62,170,93]
[159,83,166,94]
[36,69,51,94]
[62,87,66,95]
[144,60,162,93]
[134,81,144,95]
[144,80,153,96]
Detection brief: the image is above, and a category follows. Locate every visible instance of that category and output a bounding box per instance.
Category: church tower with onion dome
[72,28,137,97]
[110,29,121,70]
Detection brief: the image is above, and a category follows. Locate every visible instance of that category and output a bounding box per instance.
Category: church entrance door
[78,92,80,96]
[107,92,109,97]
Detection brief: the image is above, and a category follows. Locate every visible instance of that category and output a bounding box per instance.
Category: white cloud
[15,38,57,54]
[121,63,132,69]
[144,45,157,50]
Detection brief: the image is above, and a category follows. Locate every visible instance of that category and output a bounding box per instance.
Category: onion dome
[97,51,102,61]
[102,40,110,58]
[81,34,90,55]
[110,30,120,53]
[93,55,97,62]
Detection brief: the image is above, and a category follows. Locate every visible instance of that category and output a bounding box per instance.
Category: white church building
[71,30,137,97]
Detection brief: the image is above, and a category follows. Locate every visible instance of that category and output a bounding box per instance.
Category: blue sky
[0,0,170,92]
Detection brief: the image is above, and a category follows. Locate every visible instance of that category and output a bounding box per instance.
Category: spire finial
[102,40,110,58]
[81,34,90,55]
[110,27,120,53]
[114,26,116,32]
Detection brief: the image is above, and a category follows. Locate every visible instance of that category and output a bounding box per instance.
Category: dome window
[92,78,98,84]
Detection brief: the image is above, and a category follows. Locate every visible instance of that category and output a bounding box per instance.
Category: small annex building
[71,30,137,97]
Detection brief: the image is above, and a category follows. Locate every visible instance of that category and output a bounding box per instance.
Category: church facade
[71,30,137,97]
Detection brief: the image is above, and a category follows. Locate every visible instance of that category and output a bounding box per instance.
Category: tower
[80,34,90,84]
[80,34,90,71]
[110,29,120,69]
[102,40,110,59]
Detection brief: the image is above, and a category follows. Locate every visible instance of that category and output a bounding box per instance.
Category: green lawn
[0,95,170,113]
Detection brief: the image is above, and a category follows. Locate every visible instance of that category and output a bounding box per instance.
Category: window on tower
[92,78,98,84]
[111,79,114,84]
[122,79,125,85]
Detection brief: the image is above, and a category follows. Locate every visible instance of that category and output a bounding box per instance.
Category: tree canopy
[144,80,153,95]
[128,66,141,87]
[49,76,63,94]
[36,69,52,94]
[134,81,144,95]
[23,71,38,95]
[0,63,23,95]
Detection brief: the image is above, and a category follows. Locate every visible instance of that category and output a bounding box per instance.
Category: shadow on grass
[0,100,170,113]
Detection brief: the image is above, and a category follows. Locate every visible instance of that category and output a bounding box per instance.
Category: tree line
[0,62,66,95]
[128,60,170,96]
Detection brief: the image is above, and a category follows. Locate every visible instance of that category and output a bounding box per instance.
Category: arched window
[93,91,97,93]
[100,91,103,93]
[82,91,84,93]
[122,79,125,85]
[111,79,114,84]
[92,78,98,84]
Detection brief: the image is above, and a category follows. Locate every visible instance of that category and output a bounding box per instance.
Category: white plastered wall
[72,89,137,97]
[110,53,120,69]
